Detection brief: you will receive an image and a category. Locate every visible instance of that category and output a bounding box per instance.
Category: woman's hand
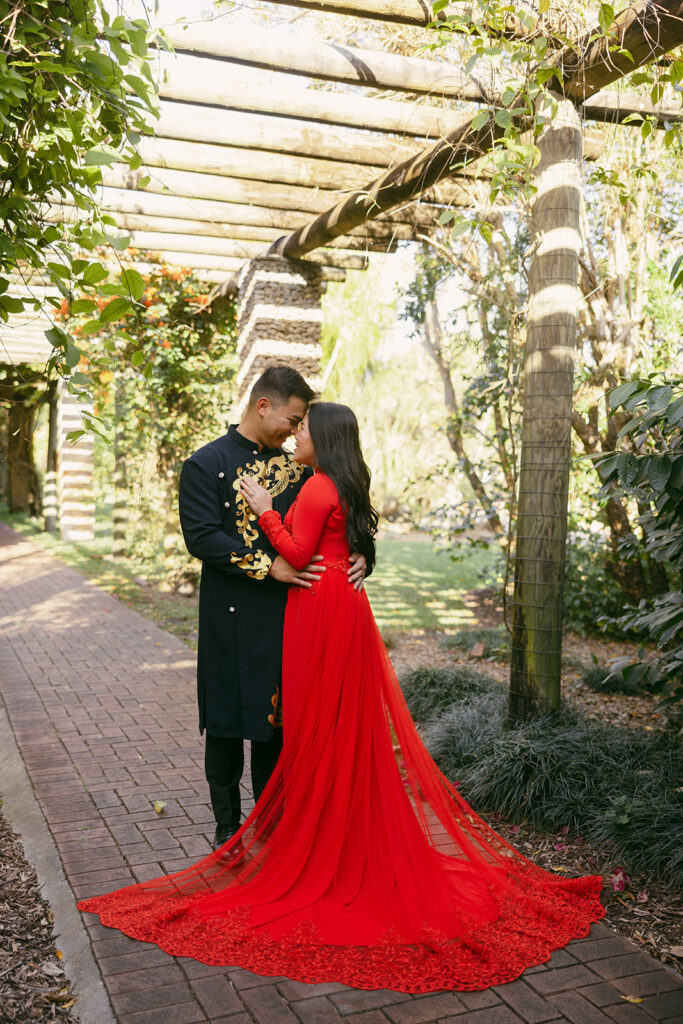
[240,476,273,516]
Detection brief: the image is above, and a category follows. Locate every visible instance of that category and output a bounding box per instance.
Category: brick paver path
[1,521,682,1024]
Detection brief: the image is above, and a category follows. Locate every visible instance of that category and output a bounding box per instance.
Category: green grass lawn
[366,535,500,632]
[1,507,500,640]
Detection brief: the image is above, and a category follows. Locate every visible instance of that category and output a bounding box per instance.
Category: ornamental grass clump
[399,666,499,723]
[423,690,682,888]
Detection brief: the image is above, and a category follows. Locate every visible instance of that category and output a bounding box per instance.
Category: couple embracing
[78,365,604,993]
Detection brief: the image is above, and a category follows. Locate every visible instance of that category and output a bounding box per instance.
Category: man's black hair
[248,365,316,408]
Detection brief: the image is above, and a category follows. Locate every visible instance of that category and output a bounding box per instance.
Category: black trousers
[204,731,283,828]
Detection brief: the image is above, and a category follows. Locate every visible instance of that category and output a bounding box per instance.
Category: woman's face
[293,415,316,466]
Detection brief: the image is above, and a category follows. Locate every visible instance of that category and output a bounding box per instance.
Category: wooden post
[508,95,582,723]
[44,380,58,532]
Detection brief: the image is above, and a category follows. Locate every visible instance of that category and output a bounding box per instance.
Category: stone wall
[234,256,326,412]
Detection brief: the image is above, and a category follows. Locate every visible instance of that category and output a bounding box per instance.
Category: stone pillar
[234,256,326,413]
[57,385,95,542]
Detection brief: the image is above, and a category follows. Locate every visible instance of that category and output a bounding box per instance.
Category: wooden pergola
[2,0,682,719]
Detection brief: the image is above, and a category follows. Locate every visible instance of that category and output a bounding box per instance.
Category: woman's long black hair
[308,402,378,573]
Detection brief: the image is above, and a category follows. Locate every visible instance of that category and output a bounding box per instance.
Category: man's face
[258,396,308,449]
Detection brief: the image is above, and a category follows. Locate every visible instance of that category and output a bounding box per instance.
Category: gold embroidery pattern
[229,549,273,580]
[232,454,305,548]
[268,684,283,728]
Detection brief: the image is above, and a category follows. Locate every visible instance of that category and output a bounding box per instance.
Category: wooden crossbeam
[53,186,427,237]
[269,0,683,260]
[163,22,493,101]
[137,136,387,192]
[155,52,681,137]
[155,99,424,168]
[127,233,370,271]
[101,163,474,220]
[156,52,468,139]
[47,206,402,252]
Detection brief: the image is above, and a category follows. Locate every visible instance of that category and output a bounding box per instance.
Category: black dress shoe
[213,824,239,850]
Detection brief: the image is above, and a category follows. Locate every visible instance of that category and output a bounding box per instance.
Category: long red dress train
[78,472,604,992]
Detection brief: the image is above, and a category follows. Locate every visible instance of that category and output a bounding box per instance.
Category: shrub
[441,627,510,661]
[424,690,683,887]
[581,663,643,696]
[398,665,499,723]
[563,530,628,635]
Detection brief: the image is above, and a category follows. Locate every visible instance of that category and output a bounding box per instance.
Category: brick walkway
[1,521,681,1024]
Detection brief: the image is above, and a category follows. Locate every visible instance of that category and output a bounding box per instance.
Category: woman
[78,403,604,992]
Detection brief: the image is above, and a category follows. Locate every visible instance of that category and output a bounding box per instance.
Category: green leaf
[670,254,683,290]
[84,146,123,166]
[471,110,490,131]
[438,209,455,226]
[598,3,615,33]
[44,327,68,349]
[647,456,672,491]
[65,342,83,368]
[120,268,145,301]
[131,349,145,366]
[81,262,108,286]
[100,297,133,322]
[538,0,550,13]
[108,233,131,252]
[0,294,25,313]
[71,298,97,314]
[493,109,512,130]
[609,380,641,410]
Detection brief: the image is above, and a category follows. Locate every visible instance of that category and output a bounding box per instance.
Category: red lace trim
[79,871,604,993]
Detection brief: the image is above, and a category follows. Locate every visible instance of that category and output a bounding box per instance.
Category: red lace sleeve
[259,474,337,570]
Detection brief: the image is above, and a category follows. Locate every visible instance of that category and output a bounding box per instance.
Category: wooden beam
[163,22,493,101]
[47,207,402,251]
[126,231,371,269]
[157,54,677,138]
[243,0,445,23]
[155,99,423,168]
[53,186,424,238]
[137,136,387,192]
[563,0,683,102]
[582,88,683,125]
[270,0,683,259]
[156,52,469,139]
[253,0,545,38]
[100,163,469,220]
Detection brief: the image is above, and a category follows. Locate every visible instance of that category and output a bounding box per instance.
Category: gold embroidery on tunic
[229,549,272,580]
[232,455,305,548]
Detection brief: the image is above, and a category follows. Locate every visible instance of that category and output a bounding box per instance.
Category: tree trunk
[508,96,582,724]
[8,402,39,515]
[44,382,58,532]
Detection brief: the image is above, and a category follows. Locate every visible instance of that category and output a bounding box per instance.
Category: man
[179,366,366,849]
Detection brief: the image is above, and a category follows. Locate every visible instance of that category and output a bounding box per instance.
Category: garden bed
[0,804,79,1023]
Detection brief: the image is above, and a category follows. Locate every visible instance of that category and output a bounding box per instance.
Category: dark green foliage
[563,531,628,635]
[398,665,498,723]
[441,626,510,661]
[424,690,682,886]
[592,379,683,705]
[581,663,643,696]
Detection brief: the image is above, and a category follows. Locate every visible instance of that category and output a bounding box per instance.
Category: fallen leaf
[153,800,166,816]
[621,995,643,1004]
[669,945,683,957]
[469,641,485,658]
[55,949,63,960]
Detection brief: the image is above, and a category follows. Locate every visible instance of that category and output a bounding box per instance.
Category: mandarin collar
[228,424,279,457]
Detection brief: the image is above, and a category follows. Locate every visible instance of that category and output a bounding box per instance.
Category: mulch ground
[0,804,78,1023]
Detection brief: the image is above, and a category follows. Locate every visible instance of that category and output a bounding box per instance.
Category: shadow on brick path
[1,522,681,1024]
